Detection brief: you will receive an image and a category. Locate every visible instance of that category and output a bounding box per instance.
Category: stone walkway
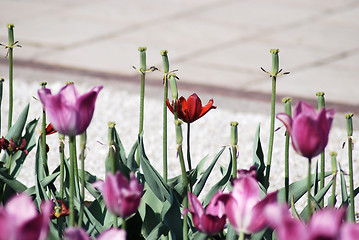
[0,0,358,110]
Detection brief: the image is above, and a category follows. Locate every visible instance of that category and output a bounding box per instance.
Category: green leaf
[0,168,27,192]
[225,225,237,240]
[5,103,29,141]
[139,134,170,202]
[277,171,332,204]
[193,147,225,197]
[163,191,183,240]
[313,160,319,195]
[203,157,232,206]
[300,179,333,220]
[252,124,267,189]
[146,223,169,240]
[339,162,349,206]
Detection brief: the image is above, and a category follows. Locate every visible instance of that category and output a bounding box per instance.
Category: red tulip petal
[198,99,216,121]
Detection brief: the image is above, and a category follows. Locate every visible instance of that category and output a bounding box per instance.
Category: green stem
[316,92,325,207]
[0,79,3,137]
[121,219,126,230]
[59,134,65,199]
[137,47,147,167]
[163,78,168,182]
[186,123,192,171]
[265,75,276,184]
[178,146,189,240]
[78,132,86,227]
[283,97,292,202]
[108,122,116,174]
[69,136,76,227]
[330,152,337,207]
[8,47,13,131]
[238,232,244,240]
[346,113,355,222]
[232,146,237,179]
[307,158,312,220]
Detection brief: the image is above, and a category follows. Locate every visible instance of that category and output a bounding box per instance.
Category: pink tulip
[265,204,358,240]
[222,167,277,234]
[185,191,226,235]
[38,83,103,137]
[276,101,335,159]
[0,193,53,240]
[93,172,143,218]
[64,227,126,240]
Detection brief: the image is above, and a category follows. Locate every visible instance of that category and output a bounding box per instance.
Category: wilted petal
[276,113,293,135]
[198,99,216,120]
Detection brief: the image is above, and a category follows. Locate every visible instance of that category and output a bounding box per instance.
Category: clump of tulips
[0,25,358,240]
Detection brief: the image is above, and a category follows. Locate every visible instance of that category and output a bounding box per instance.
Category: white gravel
[1,65,359,214]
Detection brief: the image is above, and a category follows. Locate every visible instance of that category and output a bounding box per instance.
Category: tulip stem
[178,146,189,240]
[307,158,312,220]
[69,136,77,227]
[40,83,49,185]
[238,232,244,240]
[265,75,277,185]
[78,132,87,228]
[329,152,337,207]
[137,47,147,167]
[346,113,355,222]
[316,92,325,207]
[283,98,292,202]
[186,123,192,171]
[7,24,14,131]
[121,219,126,230]
[161,50,169,183]
[0,79,4,137]
[58,134,65,238]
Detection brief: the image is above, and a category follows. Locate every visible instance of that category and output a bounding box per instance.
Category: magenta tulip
[64,227,126,240]
[0,193,53,240]
[222,167,277,234]
[276,101,335,159]
[94,172,143,218]
[185,191,226,235]
[265,204,357,240]
[38,83,103,137]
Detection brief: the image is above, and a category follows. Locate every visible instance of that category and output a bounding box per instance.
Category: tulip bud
[175,120,183,145]
[138,47,147,73]
[168,74,178,100]
[345,113,354,137]
[230,121,238,146]
[316,92,325,109]
[161,50,169,74]
[270,49,280,76]
[7,24,14,45]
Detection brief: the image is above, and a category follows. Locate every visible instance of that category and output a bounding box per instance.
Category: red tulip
[185,191,227,235]
[38,83,103,137]
[276,101,335,159]
[166,93,216,123]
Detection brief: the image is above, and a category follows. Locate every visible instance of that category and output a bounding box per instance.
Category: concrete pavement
[0,0,359,109]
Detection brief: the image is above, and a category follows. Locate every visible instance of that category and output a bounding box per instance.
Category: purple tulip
[185,191,226,235]
[38,83,103,137]
[93,171,143,218]
[64,227,126,240]
[265,204,358,240]
[276,101,335,159]
[221,167,277,234]
[0,193,53,240]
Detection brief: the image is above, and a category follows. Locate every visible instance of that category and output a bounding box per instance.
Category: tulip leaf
[146,222,169,240]
[252,124,267,189]
[251,227,274,240]
[0,167,27,192]
[277,171,332,204]
[192,232,207,240]
[313,160,319,195]
[225,225,237,240]
[127,140,139,171]
[339,162,349,206]
[300,178,333,220]
[193,147,225,197]
[139,134,170,202]
[9,118,38,178]
[203,156,232,206]
[5,103,29,141]
[83,170,102,199]
[74,196,105,234]
[163,190,183,240]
